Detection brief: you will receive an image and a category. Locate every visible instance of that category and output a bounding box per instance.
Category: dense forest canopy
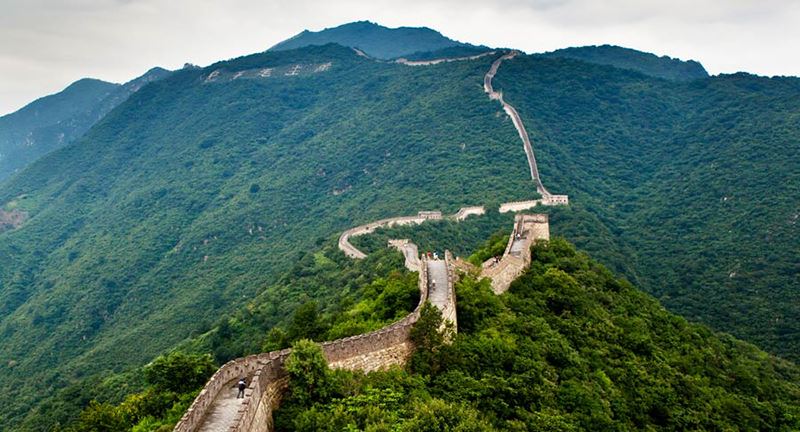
[59,234,800,431]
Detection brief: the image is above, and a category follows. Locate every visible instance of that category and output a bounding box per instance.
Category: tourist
[237,378,246,398]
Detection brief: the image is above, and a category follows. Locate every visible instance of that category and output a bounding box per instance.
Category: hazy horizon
[2,0,799,116]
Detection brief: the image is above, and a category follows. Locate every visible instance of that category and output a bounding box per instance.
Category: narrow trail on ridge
[484,51,550,197]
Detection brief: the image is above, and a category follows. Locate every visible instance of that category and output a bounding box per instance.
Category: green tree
[401,398,496,432]
[285,339,331,405]
[287,301,328,342]
[410,302,454,375]
[71,401,127,432]
[143,351,216,394]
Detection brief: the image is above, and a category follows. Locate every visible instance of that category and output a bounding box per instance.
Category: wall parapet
[176,252,438,432]
[338,207,483,259]
[480,213,550,294]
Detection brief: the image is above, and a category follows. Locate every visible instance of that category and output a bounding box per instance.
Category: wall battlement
[481,213,549,294]
[177,237,457,432]
[338,206,484,259]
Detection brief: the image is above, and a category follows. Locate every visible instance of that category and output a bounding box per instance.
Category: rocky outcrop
[0,208,27,232]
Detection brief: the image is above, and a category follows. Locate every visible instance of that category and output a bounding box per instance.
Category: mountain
[542,45,709,81]
[492,55,800,361]
[59,231,800,431]
[270,21,477,59]
[0,44,535,430]
[0,67,170,182]
[0,34,798,430]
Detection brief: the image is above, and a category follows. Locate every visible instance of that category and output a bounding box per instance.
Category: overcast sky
[2,0,799,115]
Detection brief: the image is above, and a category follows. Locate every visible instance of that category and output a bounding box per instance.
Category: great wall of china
[175,51,565,432]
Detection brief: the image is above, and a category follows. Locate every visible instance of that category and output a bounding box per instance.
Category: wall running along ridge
[175,49,567,431]
[395,51,497,66]
[484,51,568,205]
[338,207,485,259]
[481,213,550,294]
[175,237,454,431]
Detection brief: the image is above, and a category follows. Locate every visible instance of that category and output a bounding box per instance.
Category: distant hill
[0,67,170,182]
[270,21,477,59]
[542,45,708,81]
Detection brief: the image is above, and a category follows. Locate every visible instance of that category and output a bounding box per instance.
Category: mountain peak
[269,21,470,60]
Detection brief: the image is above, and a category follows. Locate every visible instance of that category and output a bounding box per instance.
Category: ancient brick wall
[441,251,458,329]
[338,207,482,259]
[481,214,550,294]
[541,194,569,205]
[499,200,541,213]
[450,206,485,221]
[175,255,441,432]
[172,350,289,432]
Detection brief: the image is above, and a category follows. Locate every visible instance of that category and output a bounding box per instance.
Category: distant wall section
[481,213,549,294]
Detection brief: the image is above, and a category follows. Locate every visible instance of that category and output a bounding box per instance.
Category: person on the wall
[237,378,247,398]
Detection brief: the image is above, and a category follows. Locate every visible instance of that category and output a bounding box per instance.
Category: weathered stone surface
[338,207,484,259]
[177,247,459,432]
[481,214,549,294]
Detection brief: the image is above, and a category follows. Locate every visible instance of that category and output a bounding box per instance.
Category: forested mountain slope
[493,54,800,361]
[272,238,800,431]
[542,45,708,81]
[0,79,118,180]
[0,67,170,182]
[0,44,539,430]
[1,41,798,430]
[58,229,800,431]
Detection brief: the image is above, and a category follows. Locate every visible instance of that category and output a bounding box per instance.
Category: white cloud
[1,0,799,115]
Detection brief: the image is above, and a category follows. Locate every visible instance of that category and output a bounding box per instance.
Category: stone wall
[499,197,568,213]
[499,200,541,213]
[441,252,458,330]
[541,194,569,205]
[338,207,482,259]
[388,239,420,271]
[482,255,527,294]
[172,349,290,432]
[480,214,550,294]
[338,212,438,259]
[175,254,444,432]
[450,206,485,221]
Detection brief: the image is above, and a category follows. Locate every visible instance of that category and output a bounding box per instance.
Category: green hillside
[0,41,798,430]
[542,45,708,81]
[58,233,800,431]
[0,67,170,182]
[271,238,800,431]
[493,54,800,361]
[270,21,476,59]
[0,44,536,430]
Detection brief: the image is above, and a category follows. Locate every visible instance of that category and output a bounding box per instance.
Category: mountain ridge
[0,24,797,431]
[542,44,709,81]
[269,21,478,59]
[0,67,171,182]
